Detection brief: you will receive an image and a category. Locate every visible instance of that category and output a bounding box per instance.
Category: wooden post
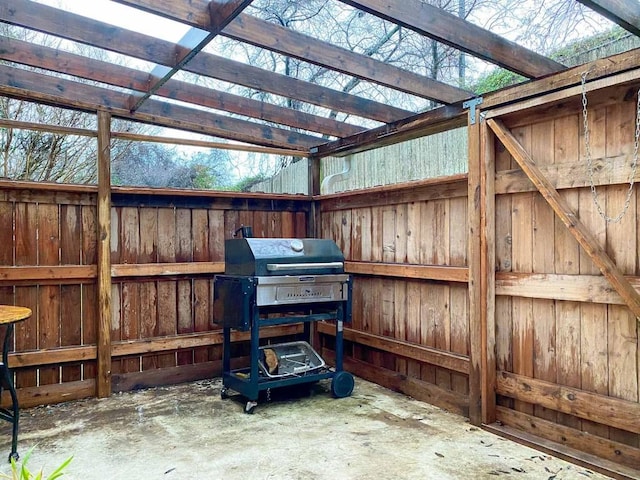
[467,114,482,425]
[308,155,321,350]
[480,118,497,424]
[308,155,321,238]
[96,110,112,397]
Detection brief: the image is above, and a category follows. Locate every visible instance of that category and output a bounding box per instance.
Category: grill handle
[266,261,344,272]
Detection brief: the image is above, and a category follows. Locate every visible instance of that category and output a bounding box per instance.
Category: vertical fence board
[268,211,282,238]
[394,204,408,374]
[495,138,513,408]
[38,203,60,386]
[0,201,13,266]
[81,204,98,379]
[405,202,422,379]
[0,201,13,366]
[511,186,534,418]
[281,211,295,238]
[14,286,37,388]
[121,207,140,374]
[434,200,451,390]
[138,208,158,371]
[82,282,97,380]
[578,105,610,439]
[604,103,639,447]
[14,202,38,387]
[419,201,436,383]
[553,114,583,430]
[157,208,177,369]
[109,207,121,378]
[531,121,558,422]
[295,211,307,238]
[449,196,469,394]
[192,209,210,364]
[60,205,82,381]
[176,208,194,366]
[110,284,122,376]
[139,281,158,371]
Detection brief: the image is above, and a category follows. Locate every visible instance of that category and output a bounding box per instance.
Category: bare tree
[0,24,155,184]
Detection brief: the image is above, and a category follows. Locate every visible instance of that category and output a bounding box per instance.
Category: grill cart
[213,228,354,413]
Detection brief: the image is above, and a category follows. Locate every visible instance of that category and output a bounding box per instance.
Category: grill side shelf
[213,275,257,331]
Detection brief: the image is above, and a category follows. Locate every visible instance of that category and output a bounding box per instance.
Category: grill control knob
[290,239,304,252]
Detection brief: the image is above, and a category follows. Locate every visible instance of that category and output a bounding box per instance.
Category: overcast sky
[36,0,191,42]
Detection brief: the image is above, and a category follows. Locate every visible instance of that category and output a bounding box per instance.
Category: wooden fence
[317,175,472,416]
[0,182,309,407]
[249,128,468,195]
[476,67,640,476]
[313,56,640,478]
[0,49,639,480]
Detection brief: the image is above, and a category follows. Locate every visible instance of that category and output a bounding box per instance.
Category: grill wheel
[331,371,355,398]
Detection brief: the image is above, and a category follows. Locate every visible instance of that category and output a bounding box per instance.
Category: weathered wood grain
[489,118,640,320]
[491,410,640,479]
[96,111,112,397]
[497,371,640,435]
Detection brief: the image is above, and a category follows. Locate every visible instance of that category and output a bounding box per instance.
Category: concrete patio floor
[0,378,611,479]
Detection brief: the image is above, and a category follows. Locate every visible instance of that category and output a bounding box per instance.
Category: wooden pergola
[1,1,640,478]
[1,0,630,155]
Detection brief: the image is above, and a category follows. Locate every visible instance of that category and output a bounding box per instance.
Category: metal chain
[266,387,271,402]
[581,70,640,223]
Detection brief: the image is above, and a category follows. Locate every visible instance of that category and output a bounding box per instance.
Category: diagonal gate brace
[487,118,640,321]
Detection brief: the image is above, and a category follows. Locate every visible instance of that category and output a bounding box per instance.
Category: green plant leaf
[46,457,73,480]
[0,447,71,480]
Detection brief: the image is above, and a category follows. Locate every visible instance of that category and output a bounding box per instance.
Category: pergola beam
[312,104,467,158]
[0,36,362,138]
[338,0,565,78]
[1,0,410,124]
[577,0,640,37]
[113,0,474,104]
[209,0,255,30]
[128,0,254,112]
[0,65,320,150]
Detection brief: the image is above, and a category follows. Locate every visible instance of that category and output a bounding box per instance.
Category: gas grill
[213,227,354,413]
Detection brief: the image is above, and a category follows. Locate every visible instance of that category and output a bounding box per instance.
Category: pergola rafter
[0,36,364,138]
[0,0,635,153]
[128,0,254,112]
[0,65,320,150]
[114,0,473,104]
[338,0,566,78]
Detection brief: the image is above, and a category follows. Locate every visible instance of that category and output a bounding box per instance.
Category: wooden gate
[475,69,640,476]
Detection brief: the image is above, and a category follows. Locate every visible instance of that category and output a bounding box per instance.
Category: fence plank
[38,203,60,386]
[605,102,639,447]
[552,113,584,430]
[488,117,640,320]
[497,371,640,435]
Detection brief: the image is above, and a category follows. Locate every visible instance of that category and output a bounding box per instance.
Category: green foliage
[472,26,634,97]
[230,174,269,192]
[191,164,216,190]
[551,26,630,63]
[473,69,526,95]
[0,448,72,480]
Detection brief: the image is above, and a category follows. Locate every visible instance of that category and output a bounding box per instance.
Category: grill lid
[224,238,345,276]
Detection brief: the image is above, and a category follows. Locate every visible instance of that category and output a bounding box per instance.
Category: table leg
[0,324,18,462]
